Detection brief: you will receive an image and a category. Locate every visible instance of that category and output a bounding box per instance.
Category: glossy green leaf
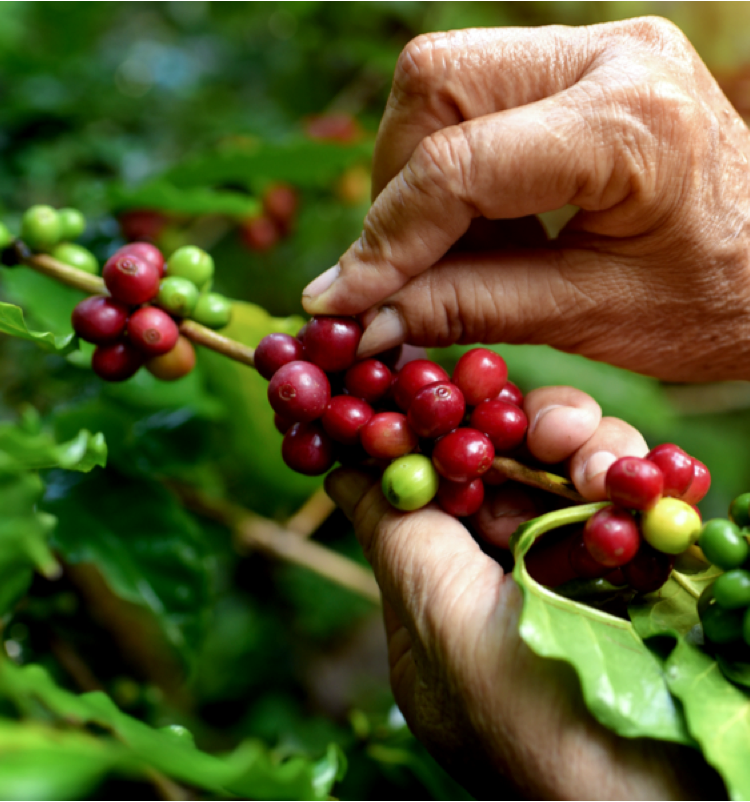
[0,422,106,475]
[0,660,344,800]
[629,566,721,640]
[512,504,693,744]
[0,300,75,354]
[664,638,750,800]
[1,266,83,337]
[44,470,211,664]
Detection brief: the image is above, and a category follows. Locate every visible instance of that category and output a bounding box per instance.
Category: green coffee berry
[21,205,62,252]
[730,493,750,528]
[382,454,439,512]
[191,292,231,329]
[57,208,86,241]
[641,497,702,555]
[0,221,13,250]
[698,519,749,570]
[51,242,98,275]
[166,245,214,288]
[156,276,199,317]
[701,601,744,644]
[713,569,750,610]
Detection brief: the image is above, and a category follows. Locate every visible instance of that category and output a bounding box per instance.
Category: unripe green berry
[156,276,199,317]
[21,205,62,252]
[698,519,749,570]
[0,222,13,250]
[701,601,744,644]
[166,245,214,288]
[57,208,86,241]
[51,242,98,275]
[191,292,231,329]
[641,497,702,555]
[382,454,439,511]
[730,493,750,527]
[713,569,750,609]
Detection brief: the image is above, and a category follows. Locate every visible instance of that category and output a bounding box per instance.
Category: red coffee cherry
[407,381,466,439]
[451,348,508,406]
[681,459,711,505]
[72,295,129,344]
[497,380,524,407]
[360,412,417,460]
[621,541,676,593]
[103,253,161,305]
[605,456,664,511]
[436,478,484,517]
[282,421,335,476]
[267,360,331,422]
[321,396,373,446]
[254,333,304,380]
[344,359,392,404]
[127,307,179,356]
[302,316,362,373]
[646,444,694,498]
[432,428,495,482]
[469,399,528,453]
[583,506,641,568]
[92,340,144,382]
[392,359,449,411]
[145,336,196,381]
[114,242,165,277]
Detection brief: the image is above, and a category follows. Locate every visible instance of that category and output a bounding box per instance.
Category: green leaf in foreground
[0,659,344,800]
[512,504,692,744]
[0,301,75,354]
[665,638,750,801]
[0,422,106,475]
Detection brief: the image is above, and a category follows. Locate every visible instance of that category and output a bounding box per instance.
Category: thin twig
[487,456,585,503]
[671,570,701,599]
[178,319,255,367]
[285,486,337,537]
[174,486,380,605]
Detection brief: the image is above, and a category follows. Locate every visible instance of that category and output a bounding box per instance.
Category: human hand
[325,387,722,799]
[303,18,750,383]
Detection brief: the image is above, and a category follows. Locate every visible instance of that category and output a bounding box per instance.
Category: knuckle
[393,32,447,99]
[410,127,473,201]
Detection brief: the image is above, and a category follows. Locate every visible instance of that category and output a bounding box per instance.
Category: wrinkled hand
[326,388,721,799]
[303,18,750,383]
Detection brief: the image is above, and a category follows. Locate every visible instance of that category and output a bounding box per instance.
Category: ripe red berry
[72,295,129,344]
[274,413,295,435]
[145,336,196,381]
[127,307,179,356]
[392,359,449,411]
[583,506,641,568]
[321,395,373,445]
[605,456,664,510]
[254,333,305,380]
[114,242,165,277]
[92,340,144,382]
[360,412,417,459]
[240,215,280,252]
[118,209,167,242]
[344,359,392,404]
[303,316,362,373]
[646,444,694,498]
[103,253,161,305]
[436,478,484,517]
[569,534,610,579]
[469,399,528,453]
[407,381,465,439]
[282,422,335,476]
[432,428,495,482]
[451,348,508,406]
[268,360,331,423]
[497,380,523,407]
[681,459,711,505]
[262,183,298,231]
[621,541,676,593]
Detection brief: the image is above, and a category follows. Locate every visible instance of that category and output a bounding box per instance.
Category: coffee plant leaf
[512,505,693,745]
[0,300,75,354]
[0,659,344,799]
[0,422,106,475]
[44,470,211,665]
[628,566,721,640]
[110,181,262,217]
[663,637,750,800]
[163,138,374,191]
[197,300,323,517]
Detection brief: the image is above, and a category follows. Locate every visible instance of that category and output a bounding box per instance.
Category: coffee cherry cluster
[71,242,230,382]
[695,493,750,650]
[257,315,527,519]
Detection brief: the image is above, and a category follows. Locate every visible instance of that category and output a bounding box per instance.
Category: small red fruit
[432,428,495,482]
[145,336,196,381]
[127,307,180,356]
[451,348,508,406]
[605,456,664,510]
[436,478,484,517]
[103,253,161,305]
[646,444,694,498]
[583,506,641,568]
[92,341,144,382]
[72,295,129,344]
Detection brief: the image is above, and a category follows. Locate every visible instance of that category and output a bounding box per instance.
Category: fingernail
[357,306,406,358]
[583,451,617,483]
[529,404,595,437]
[302,265,340,311]
[325,468,376,521]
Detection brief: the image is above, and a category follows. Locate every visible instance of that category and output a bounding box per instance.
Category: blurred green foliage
[0,1,750,799]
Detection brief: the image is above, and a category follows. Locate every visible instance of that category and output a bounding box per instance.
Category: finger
[567,416,649,500]
[325,467,505,648]
[469,483,548,550]
[302,82,649,318]
[372,26,592,196]
[523,387,602,465]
